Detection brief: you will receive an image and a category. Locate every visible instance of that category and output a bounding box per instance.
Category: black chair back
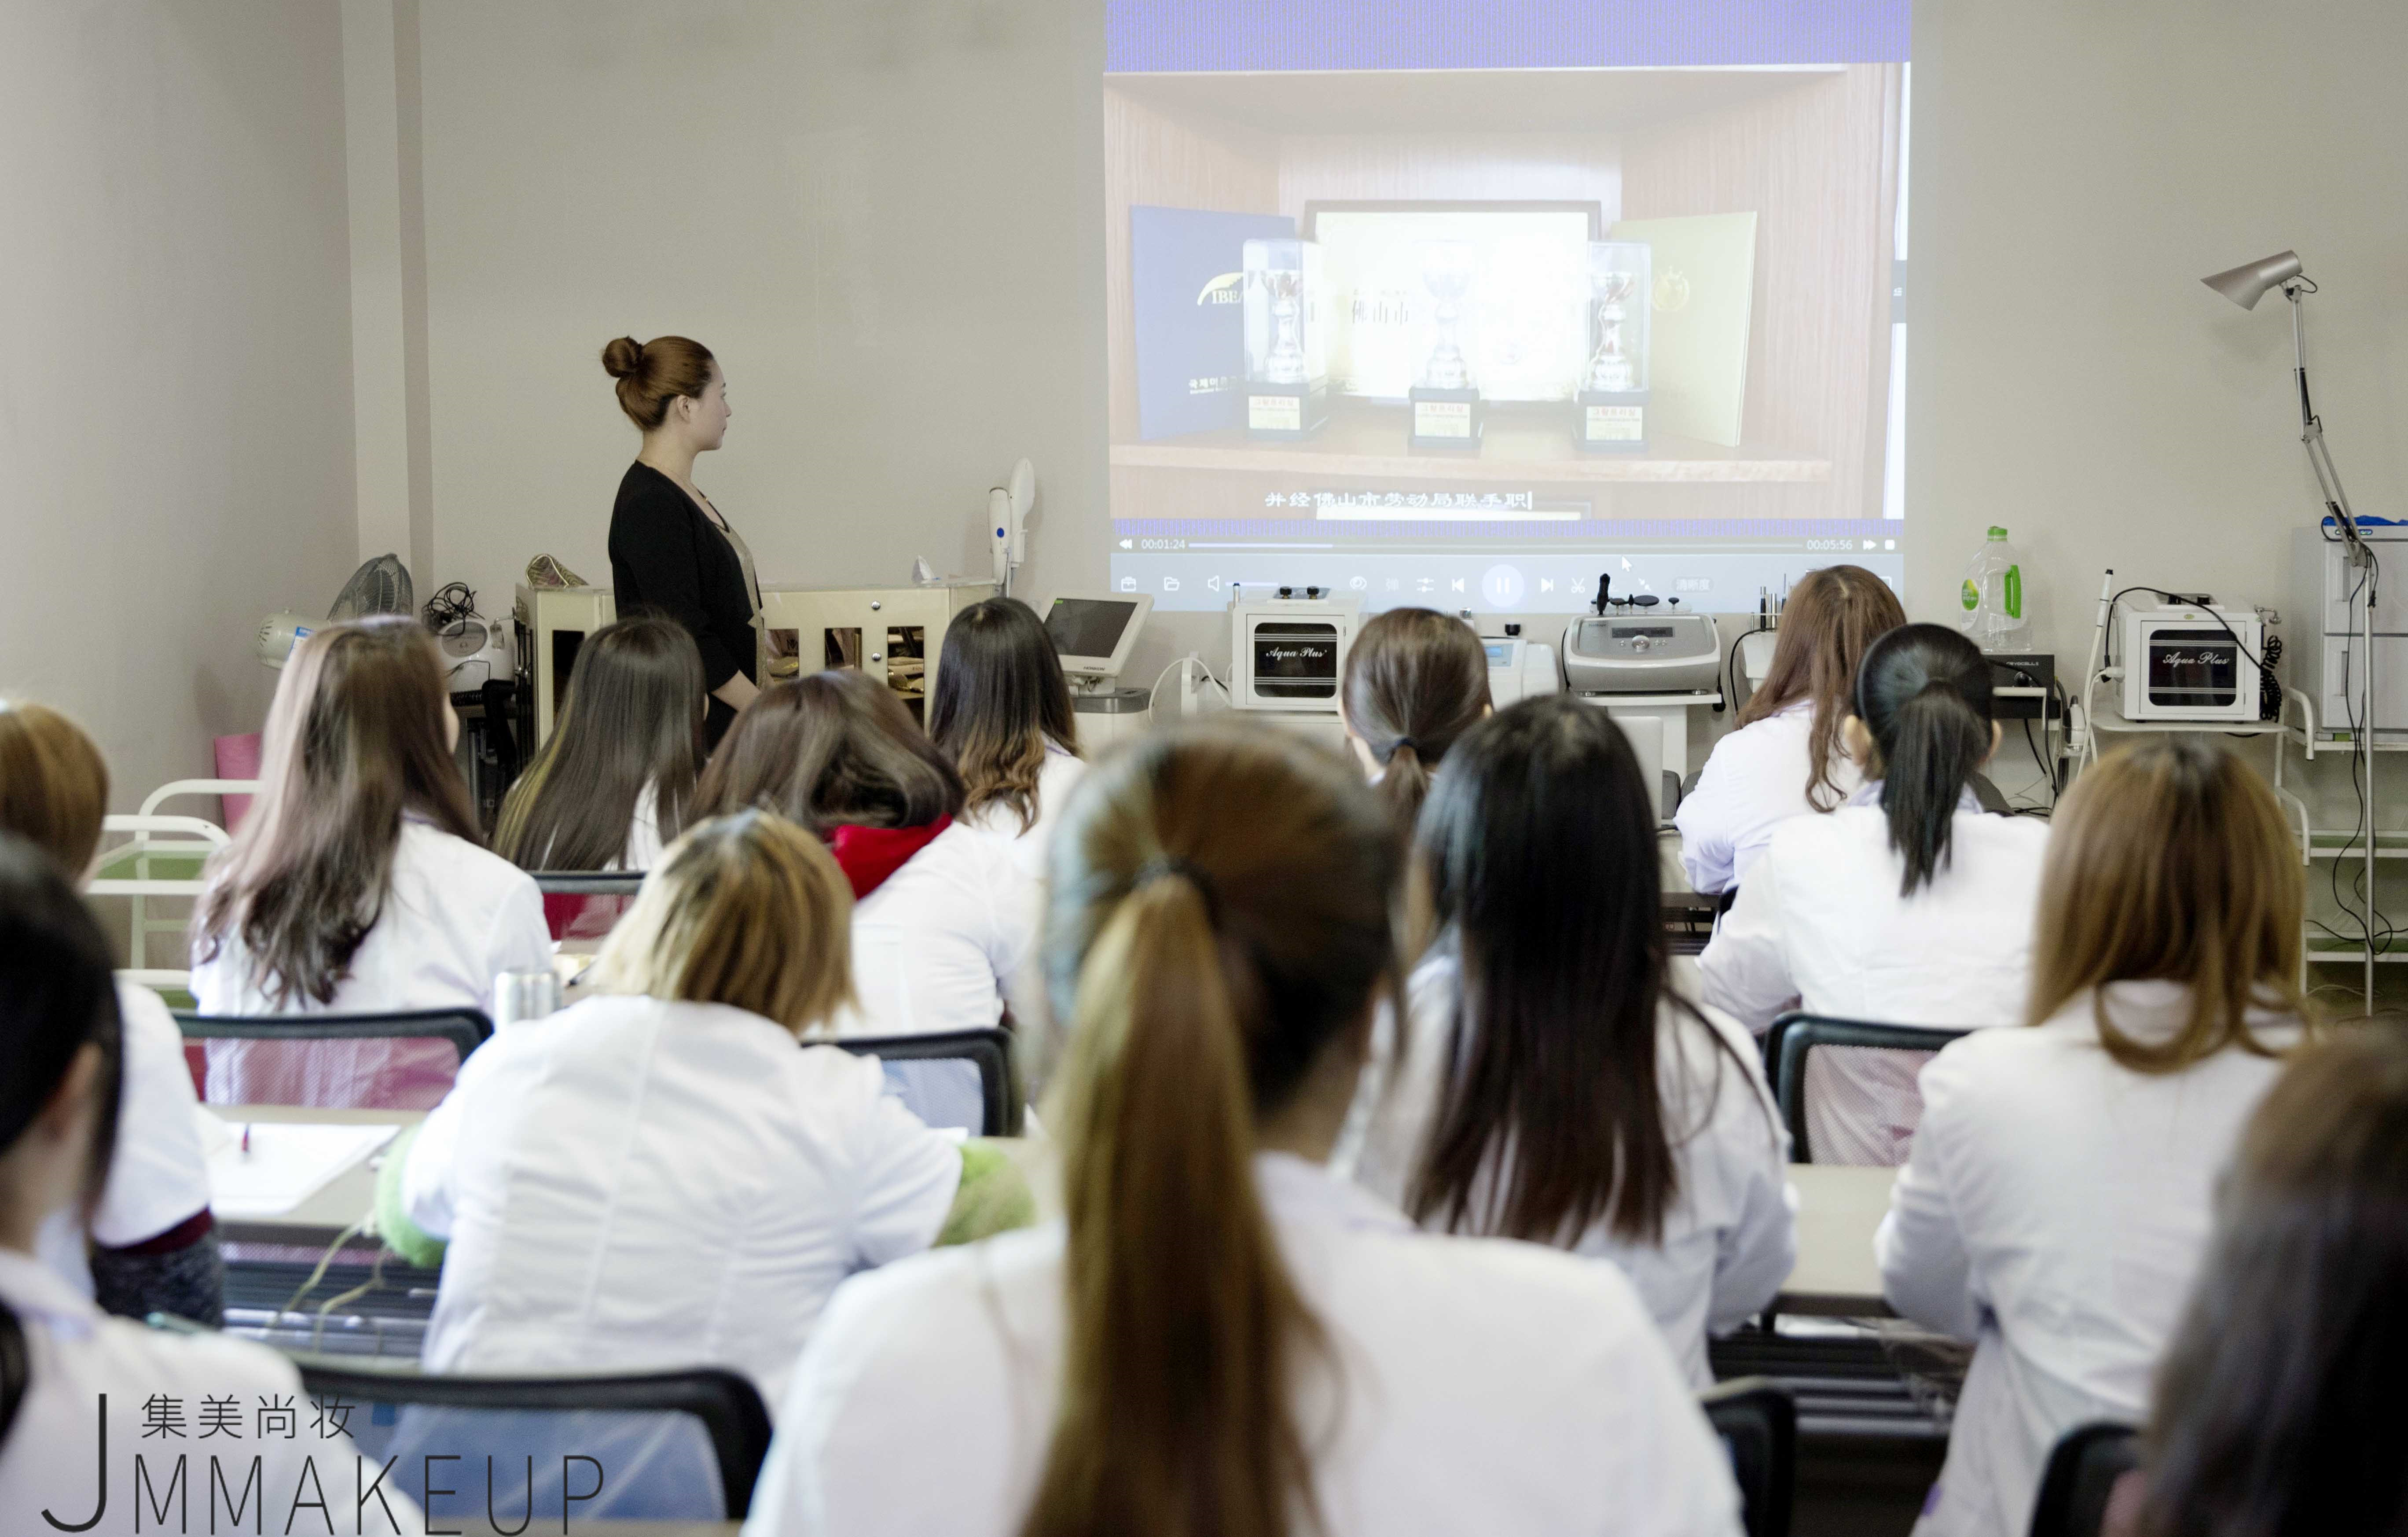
[176,1009,492,1067]
[291,1358,773,1520]
[1762,1012,1969,1164]
[837,1026,1022,1136]
[529,871,649,896]
[1701,1377,1796,1537]
[2028,1421,2141,1537]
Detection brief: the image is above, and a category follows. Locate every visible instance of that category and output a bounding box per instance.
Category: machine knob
[1630,636,1653,653]
[870,600,883,611]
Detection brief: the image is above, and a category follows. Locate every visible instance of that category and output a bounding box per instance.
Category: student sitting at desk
[0,836,421,1535]
[0,702,218,1324]
[1698,624,2049,1165]
[928,596,1087,882]
[1876,736,2309,1537]
[2129,1029,2408,1537]
[494,613,705,874]
[1339,606,1493,836]
[1674,563,1904,895]
[1346,696,1792,1387]
[388,809,1023,1408]
[691,669,1037,1043]
[747,726,1745,1537]
[191,618,551,1110]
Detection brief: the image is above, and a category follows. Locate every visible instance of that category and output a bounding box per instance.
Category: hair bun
[601,336,646,379]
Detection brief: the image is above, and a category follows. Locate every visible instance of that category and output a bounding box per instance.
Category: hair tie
[1390,736,1419,758]
[1134,855,1218,920]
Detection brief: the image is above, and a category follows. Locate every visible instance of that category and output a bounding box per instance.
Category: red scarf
[826,817,951,900]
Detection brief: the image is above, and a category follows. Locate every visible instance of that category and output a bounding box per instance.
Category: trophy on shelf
[1242,238,1329,442]
[1408,239,1483,452]
[1574,240,1652,453]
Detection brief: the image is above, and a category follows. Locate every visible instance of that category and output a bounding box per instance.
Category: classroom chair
[1701,1376,1797,1537]
[532,869,646,943]
[1762,1012,1971,1166]
[2027,1421,2141,1537]
[288,1357,773,1522]
[175,1008,492,1110]
[837,1026,1023,1136]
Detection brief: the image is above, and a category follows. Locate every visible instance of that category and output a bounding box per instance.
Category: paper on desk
[198,1114,400,1220]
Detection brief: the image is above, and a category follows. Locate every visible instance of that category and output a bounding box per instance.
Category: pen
[240,1123,251,1158]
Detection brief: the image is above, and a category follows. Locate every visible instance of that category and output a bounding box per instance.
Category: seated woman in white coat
[1674,563,1904,894]
[746,726,1746,1537]
[1349,697,1792,1387]
[694,669,1035,1036]
[386,809,1022,1412]
[2,701,219,1326]
[1339,605,1493,837]
[190,618,551,1110]
[2131,1029,2408,1537]
[495,613,706,875]
[1699,623,2050,1165]
[928,596,1087,882]
[1876,736,2309,1537]
[0,837,422,1537]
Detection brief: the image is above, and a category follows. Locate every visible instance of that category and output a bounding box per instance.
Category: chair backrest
[176,1009,491,1061]
[1763,1012,1971,1166]
[1701,1376,1796,1537]
[2028,1421,2141,1537]
[836,1027,1021,1136]
[290,1358,773,1521]
[532,870,647,943]
[176,1011,493,1112]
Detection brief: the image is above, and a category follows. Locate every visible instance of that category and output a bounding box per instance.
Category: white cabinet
[758,584,998,727]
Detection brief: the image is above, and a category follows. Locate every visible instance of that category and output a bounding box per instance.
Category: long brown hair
[1340,608,1491,835]
[195,618,481,1007]
[587,810,854,1036]
[1410,696,1755,1245]
[1028,727,1402,1537]
[602,335,716,431]
[2026,737,2305,1072]
[2141,1030,2408,1537]
[1735,564,1906,809]
[927,597,1078,834]
[0,700,110,874]
[495,614,705,869]
[692,669,963,832]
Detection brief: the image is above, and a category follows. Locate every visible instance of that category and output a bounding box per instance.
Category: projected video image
[1105,1,1910,612]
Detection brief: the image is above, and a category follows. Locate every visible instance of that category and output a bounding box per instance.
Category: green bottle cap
[1987,526,2009,540]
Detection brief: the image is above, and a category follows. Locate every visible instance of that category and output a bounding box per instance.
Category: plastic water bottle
[1959,526,2032,653]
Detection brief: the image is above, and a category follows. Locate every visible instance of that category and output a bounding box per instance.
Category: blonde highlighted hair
[2027,737,2306,1071]
[589,809,853,1035]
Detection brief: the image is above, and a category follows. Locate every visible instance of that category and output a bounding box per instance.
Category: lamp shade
[2202,250,2303,310]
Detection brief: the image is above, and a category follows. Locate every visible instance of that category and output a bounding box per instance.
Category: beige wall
[0,1,358,805]
[399,0,1107,636]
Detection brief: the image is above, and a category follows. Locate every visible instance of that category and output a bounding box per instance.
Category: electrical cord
[2307,549,2394,959]
[422,581,480,636]
[1147,654,1230,721]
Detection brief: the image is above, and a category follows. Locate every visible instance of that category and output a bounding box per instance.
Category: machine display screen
[2144,627,2241,706]
[1252,621,1340,696]
[1484,641,1513,665]
[1613,625,1677,639]
[1046,598,1140,660]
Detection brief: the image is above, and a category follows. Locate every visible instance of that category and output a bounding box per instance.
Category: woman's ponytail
[1854,625,1997,895]
[1342,610,1491,839]
[1025,868,1325,1537]
[1377,739,1432,830]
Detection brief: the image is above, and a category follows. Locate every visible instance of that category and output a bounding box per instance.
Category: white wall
[397,0,1107,639]
[0,1,359,804]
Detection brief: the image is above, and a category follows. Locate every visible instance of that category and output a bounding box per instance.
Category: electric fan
[256,555,416,669]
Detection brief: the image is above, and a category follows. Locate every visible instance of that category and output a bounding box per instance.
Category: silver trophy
[1420,240,1475,390]
[1586,268,1638,393]
[1575,240,1652,453]
[1242,238,1328,439]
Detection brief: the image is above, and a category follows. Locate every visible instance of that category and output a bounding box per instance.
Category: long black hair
[0,833,126,1446]
[928,597,1079,835]
[1854,623,1996,896]
[1410,696,1746,1246]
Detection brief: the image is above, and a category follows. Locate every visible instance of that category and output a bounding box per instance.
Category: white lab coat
[1875,983,2299,1537]
[621,779,666,871]
[193,819,553,1108]
[401,993,962,1409]
[1346,949,1794,1387]
[0,1250,426,1535]
[745,1152,1744,1537]
[834,820,1040,1040]
[1674,702,1859,894]
[37,981,216,1292]
[960,745,1087,885]
[1697,791,2050,1164]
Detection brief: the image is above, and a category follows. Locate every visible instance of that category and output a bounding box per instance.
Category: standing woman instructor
[604,335,764,749]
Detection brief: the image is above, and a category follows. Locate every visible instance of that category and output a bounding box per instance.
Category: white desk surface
[205,1104,423,1249]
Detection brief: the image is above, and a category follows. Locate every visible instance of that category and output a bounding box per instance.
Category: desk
[205,1105,422,1249]
[1777,1164,1898,1317]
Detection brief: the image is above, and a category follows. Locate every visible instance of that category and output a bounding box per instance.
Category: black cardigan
[608,461,758,744]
